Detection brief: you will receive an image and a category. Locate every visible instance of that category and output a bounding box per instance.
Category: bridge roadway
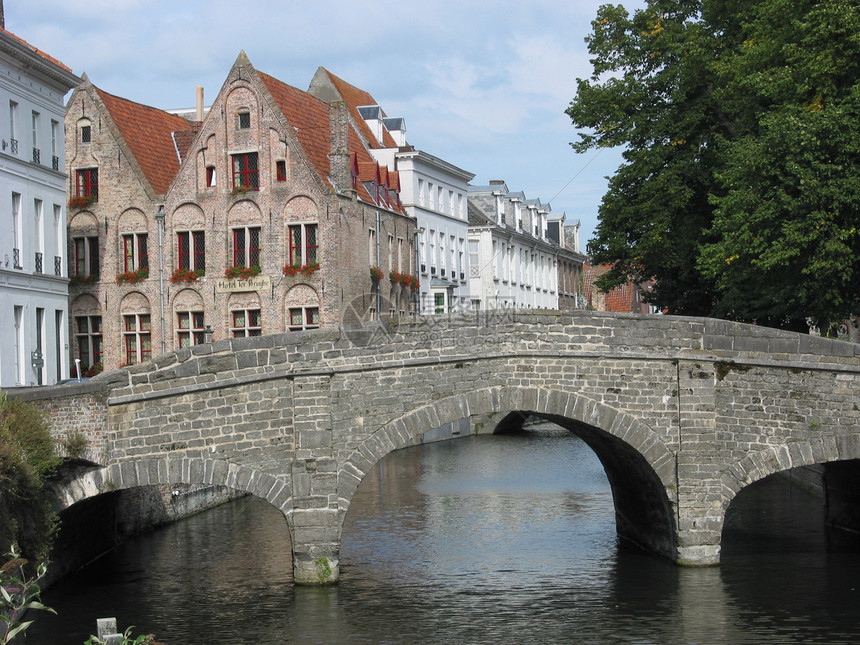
[23,310,860,584]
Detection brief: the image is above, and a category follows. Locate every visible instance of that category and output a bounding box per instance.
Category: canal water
[27,426,860,644]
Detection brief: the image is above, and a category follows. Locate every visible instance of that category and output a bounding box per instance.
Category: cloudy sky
[7,0,644,250]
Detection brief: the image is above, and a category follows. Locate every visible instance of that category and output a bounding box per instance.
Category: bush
[0,394,60,565]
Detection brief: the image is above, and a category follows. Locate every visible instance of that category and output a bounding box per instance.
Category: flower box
[116,267,148,284]
[171,268,204,284]
[224,265,261,280]
[283,262,320,277]
[370,266,384,282]
[68,195,96,209]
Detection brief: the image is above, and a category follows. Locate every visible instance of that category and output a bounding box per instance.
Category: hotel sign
[216,275,271,293]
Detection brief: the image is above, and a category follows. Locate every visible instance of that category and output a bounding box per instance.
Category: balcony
[10,138,18,155]
[12,248,21,269]
[54,256,62,276]
[52,155,59,171]
[35,252,43,273]
[32,148,41,165]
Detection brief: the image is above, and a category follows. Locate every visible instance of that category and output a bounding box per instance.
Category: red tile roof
[317,68,398,149]
[259,70,400,210]
[95,88,197,195]
[259,72,333,183]
[0,27,73,72]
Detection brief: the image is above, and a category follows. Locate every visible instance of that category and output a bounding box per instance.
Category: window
[73,237,99,278]
[31,111,40,163]
[206,166,216,187]
[11,193,21,268]
[289,223,317,266]
[122,233,148,273]
[177,311,206,348]
[75,168,98,198]
[368,228,376,265]
[288,307,320,331]
[51,120,60,170]
[276,160,287,182]
[75,315,102,371]
[9,101,17,154]
[177,231,205,272]
[237,111,251,129]
[232,152,259,189]
[124,313,151,364]
[232,227,260,267]
[231,309,261,337]
[80,125,91,143]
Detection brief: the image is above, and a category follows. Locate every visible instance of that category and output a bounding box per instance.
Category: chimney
[328,100,351,192]
[195,86,204,121]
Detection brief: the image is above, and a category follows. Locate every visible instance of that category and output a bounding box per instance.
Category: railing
[10,138,17,155]
[35,252,43,273]
[12,247,21,269]
[32,148,40,164]
[52,155,59,171]
[54,255,62,276]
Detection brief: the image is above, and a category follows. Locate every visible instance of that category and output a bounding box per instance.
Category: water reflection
[28,427,860,644]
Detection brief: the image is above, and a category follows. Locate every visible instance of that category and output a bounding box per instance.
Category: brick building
[582,262,655,313]
[66,52,414,374]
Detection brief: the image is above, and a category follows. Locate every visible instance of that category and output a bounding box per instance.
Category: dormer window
[237,111,251,129]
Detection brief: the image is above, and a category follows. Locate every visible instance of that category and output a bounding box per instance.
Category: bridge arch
[53,457,293,518]
[336,385,678,561]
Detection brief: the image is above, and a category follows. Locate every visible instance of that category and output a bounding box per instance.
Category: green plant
[85,626,162,645]
[314,557,332,584]
[115,267,148,284]
[0,545,54,644]
[283,262,320,277]
[67,195,96,210]
[170,268,203,284]
[63,433,88,460]
[0,393,60,563]
[224,264,261,280]
[369,266,384,282]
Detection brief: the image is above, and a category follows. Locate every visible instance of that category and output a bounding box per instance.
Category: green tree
[0,394,60,565]
[569,0,860,329]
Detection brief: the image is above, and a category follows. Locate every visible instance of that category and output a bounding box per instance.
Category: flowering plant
[84,362,103,378]
[389,271,419,289]
[370,266,384,282]
[283,262,320,277]
[224,264,261,279]
[116,267,148,284]
[171,268,203,284]
[68,195,96,209]
[70,274,99,285]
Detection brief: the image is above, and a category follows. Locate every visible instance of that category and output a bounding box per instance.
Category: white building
[0,24,80,386]
[468,181,585,311]
[307,68,474,315]
[395,150,474,314]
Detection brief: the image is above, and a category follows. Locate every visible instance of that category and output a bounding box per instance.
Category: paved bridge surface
[22,310,860,584]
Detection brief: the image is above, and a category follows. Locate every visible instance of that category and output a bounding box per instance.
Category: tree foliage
[0,394,60,565]
[568,0,860,328]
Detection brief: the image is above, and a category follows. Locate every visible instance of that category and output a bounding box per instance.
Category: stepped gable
[316,68,398,149]
[95,88,197,195]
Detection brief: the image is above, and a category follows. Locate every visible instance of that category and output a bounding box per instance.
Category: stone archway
[317,385,678,584]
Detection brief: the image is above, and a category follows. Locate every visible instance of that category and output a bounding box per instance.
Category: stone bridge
[20,310,860,584]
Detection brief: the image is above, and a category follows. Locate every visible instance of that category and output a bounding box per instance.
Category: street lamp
[203,325,214,342]
[155,205,166,356]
